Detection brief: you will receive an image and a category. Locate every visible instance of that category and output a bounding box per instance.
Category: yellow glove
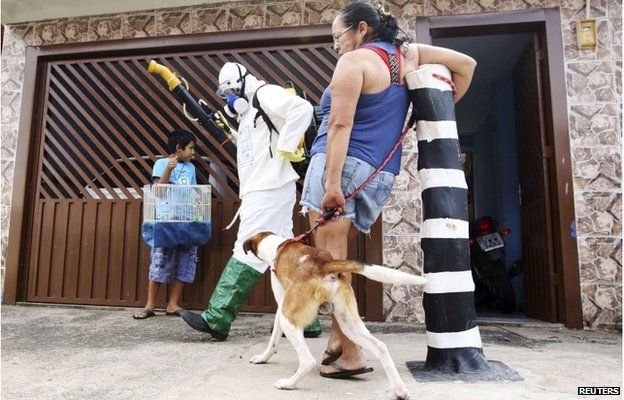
[278,147,306,162]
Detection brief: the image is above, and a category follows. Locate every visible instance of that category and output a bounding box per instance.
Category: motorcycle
[469,216,516,314]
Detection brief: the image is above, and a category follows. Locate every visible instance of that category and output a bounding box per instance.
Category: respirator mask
[217,62,250,116]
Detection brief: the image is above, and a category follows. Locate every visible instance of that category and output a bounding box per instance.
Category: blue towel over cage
[141,184,212,248]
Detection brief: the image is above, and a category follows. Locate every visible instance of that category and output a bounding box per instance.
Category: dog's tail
[323,261,426,286]
[359,264,427,286]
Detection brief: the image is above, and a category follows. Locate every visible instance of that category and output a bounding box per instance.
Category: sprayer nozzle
[147,59,157,73]
[146,60,181,91]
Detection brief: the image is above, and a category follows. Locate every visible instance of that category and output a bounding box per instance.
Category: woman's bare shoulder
[334,48,378,71]
[332,50,366,81]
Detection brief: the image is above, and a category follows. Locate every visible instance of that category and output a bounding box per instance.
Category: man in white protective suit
[180,62,321,340]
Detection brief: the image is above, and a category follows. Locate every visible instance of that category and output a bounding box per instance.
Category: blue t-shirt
[152,158,197,185]
[310,42,409,175]
[151,158,197,221]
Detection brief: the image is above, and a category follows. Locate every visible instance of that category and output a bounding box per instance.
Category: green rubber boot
[304,317,322,338]
[201,257,263,338]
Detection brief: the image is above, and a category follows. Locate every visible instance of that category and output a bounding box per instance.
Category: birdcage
[141,184,212,248]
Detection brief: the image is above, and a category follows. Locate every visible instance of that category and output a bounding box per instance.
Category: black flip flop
[319,362,374,379]
[132,308,156,320]
[165,309,183,317]
[321,350,342,366]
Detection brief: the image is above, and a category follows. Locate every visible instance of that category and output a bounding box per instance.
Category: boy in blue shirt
[133,129,198,319]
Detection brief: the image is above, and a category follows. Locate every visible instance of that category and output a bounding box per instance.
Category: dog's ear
[242,232,273,256]
[242,238,255,255]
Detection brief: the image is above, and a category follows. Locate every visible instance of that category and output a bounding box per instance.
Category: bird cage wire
[143,184,212,223]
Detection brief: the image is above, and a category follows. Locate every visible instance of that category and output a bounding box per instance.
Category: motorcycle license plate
[476,233,504,252]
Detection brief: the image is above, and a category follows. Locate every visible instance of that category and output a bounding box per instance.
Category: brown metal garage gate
[15,28,383,319]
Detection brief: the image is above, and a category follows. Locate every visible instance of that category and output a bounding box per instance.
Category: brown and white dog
[242,231,426,399]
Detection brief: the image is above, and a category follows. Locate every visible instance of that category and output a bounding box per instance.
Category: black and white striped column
[406,65,490,373]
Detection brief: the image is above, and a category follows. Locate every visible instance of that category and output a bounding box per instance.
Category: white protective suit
[228,72,313,273]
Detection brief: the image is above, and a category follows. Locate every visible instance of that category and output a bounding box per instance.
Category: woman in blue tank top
[299,0,477,378]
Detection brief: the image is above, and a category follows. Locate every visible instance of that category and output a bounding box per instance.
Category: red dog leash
[291,73,457,243]
[291,124,411,242]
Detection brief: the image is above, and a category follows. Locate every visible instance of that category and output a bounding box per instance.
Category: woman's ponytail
[375,4,405,47]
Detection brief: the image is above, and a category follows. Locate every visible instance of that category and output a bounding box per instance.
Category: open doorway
[436,33,531,320]
[416,10,583,327]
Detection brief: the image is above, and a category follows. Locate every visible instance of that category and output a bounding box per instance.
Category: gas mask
[217,62,251,116]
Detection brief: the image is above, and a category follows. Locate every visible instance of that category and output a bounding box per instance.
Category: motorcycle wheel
[486,260,516,314]
[471,268,489,307]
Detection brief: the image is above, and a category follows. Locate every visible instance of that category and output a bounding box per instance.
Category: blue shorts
[149,246,198,283]
[300,153,395,234]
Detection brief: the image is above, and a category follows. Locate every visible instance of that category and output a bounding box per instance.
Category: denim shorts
[300,153,395,234]
[149,245,198,283]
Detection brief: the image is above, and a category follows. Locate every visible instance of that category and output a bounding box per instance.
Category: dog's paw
[249,354,269,364]
[392,386,410,400]
[274,378,295,390]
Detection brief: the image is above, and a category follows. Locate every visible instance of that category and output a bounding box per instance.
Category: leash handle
[289,210,332,244]
[290,207,338,243]
[318,207,338,224]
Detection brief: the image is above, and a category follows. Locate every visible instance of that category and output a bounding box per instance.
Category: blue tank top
[310,42,409,175]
